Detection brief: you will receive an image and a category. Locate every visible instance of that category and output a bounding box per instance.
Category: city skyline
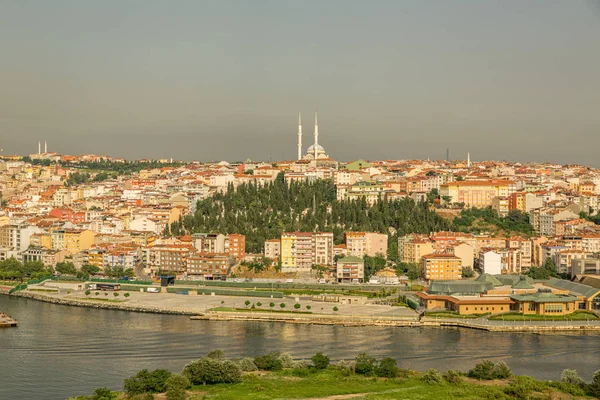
[1,1,600,165]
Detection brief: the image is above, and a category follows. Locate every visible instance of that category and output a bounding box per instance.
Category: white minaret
[44,141,47,154]
[38,141,41,154]
[467,152,471,168]
[313,111,319,162]
[297,111,302,160]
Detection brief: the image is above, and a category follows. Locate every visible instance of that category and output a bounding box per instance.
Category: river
[1,295,599,399]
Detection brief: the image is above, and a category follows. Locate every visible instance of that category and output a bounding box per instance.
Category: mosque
[297,111,330,162]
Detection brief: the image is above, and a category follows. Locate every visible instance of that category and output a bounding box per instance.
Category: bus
[88,283,121,291]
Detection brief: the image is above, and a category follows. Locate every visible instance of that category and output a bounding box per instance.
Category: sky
[1,0,599,165]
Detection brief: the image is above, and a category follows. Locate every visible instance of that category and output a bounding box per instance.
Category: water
[1,295,599,400]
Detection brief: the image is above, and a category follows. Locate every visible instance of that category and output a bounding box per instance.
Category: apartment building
[336,256,365,283]
[186,253,231,280]
[421,253,463,281]
[440,180,516,207]
[225,234,245,260]
[264,239,281,260]
[401,238,434,264]
[280,232,334,273]
[345,232,388,258]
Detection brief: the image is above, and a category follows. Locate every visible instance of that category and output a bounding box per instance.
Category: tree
[355,353,377,375]
[244,300,251,308]
[311,352,330,370]
[165,374,190,400]
[280,303,286,309]
[124,292,130,298]
[376,357,399,378]
[256,302,262,307]
[207,350,224,360]
[254,353,283,371]
[124,369,172,396]
[85,290,91,296]
[306,305,311,311]
[113,292,119,297]
[467,360,512,380]
[269,302,275,309]
[333,306,339,312]
[90,387,117,400]
[461,267,474,278]
[363,255,387,280]
[54,262,77,275]
[405,263,420,280]
[294,303,301,311]
[560,369,584,386]
[183,357,241,385]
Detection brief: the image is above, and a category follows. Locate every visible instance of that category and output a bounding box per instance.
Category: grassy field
[186,369,587,400]
[28,288,60,293]
[208,307,313,314]
[423,311,489,319]
[489,311,599,321]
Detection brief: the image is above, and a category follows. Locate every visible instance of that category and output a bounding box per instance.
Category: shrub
[280,303,286,309]
[207,349,224,360]
[269,302,275,308]
[245,300,251,307]
[333,306,339,312]
[90,387,117,400]
[468,360,512,380]
[443,370,463,385]
[254,353,283,371]
[104,292,108,296]
[124,292,130,298]
[355,353,376,375]
[182,357,241,385]
[376,357,398,378]
[124,368,172,396]
[421,369,444,385]
[114,292,119,297]
[560,369,584,386]
[311,352,330,370]
[256,302,262,307]
[165,373,190,400]
[291,360,310,369]
[294,303,301,311]
[588,369,600,397]
[335,360,355,372]
[306,305,311,310]
[278,353,294,369]
[237,357,258,372]
[85,290,91,296]
[95,292,99,296]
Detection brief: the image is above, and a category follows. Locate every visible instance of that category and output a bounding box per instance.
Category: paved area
[26,286,418,318]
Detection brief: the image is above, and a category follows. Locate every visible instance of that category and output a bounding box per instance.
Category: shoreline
[3,290,600,333]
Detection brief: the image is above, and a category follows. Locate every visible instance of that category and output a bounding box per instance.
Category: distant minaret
[467,152,471,168]
[446,148,450,162]
[44,141,47,154]
[313,111,319,163]
[38,141,41,154]
[297,111,302,160]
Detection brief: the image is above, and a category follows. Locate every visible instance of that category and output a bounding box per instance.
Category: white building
[479,250,502,275]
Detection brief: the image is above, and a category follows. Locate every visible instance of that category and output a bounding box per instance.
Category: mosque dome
[306,144,326,154]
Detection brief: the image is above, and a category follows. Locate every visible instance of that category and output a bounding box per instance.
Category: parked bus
[88,283,121,291]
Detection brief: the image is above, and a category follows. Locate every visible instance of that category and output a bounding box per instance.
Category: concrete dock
[0,312,17,328]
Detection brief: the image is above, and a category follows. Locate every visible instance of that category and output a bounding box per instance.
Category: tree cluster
[452,207,534,235]
[527,257,558,280]
[175,173,450,253]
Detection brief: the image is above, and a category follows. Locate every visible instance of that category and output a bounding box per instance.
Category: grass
[255,288,377,297]
[208,307,313,314]
[27,288,60,293]
[424,311,489,319]
[488,311,599,321]
[186,369,590,400]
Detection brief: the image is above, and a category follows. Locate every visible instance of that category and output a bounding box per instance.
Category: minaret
[44,141,47,154]
[297,111,302,161]
[38,141,41,154]
[467,152,471,168]
[313,111,319,163]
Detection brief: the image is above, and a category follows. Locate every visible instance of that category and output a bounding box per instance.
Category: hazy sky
[1,1,599,164]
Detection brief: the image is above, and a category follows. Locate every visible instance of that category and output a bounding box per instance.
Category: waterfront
[1,295,600,400]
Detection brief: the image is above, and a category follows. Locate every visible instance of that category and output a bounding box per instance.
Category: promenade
[5,286,600,333]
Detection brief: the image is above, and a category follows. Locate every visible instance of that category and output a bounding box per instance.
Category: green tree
[165,374,190,400]
[461,267,474,278]
[294,303,301,311]
[280,303,286,309]
[90,387,117,400]
[55,261,77,276]
[311,352,330,370]
[253,353,283,371]
[182,357,241,385]
[244,300,251,308]
[376,357,399,378]
[123,369,172,396]
[355,353,376,375]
